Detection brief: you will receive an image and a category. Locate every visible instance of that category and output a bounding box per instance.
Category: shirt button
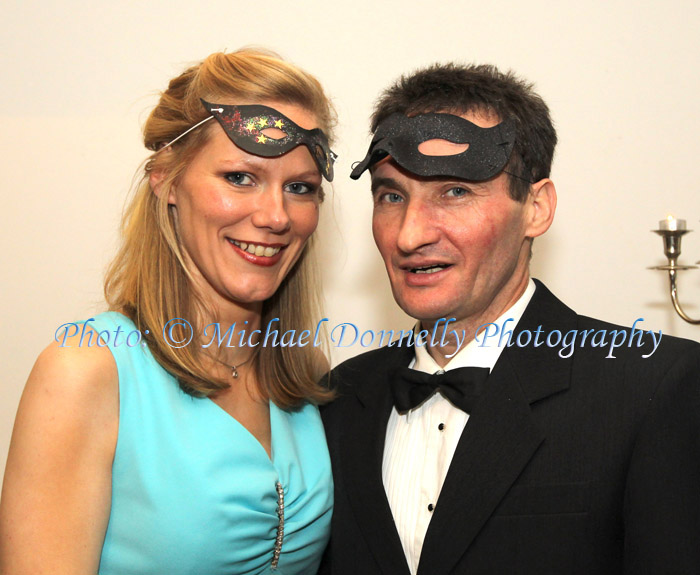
[428,503,434,512]
[438,423,445,431]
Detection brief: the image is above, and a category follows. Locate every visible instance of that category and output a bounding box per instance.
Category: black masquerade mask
[202,100,336,181]
[349,112,516,181]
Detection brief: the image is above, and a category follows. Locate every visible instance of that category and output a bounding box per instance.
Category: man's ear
[524,178,556,238]
[148,164,176,205]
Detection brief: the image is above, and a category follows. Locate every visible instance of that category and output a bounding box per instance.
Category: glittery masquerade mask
[157,100,337,181]
[202,99,336,181]
[349,112,516,181]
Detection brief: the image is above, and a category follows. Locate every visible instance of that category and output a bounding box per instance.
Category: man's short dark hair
[371,63,557,202]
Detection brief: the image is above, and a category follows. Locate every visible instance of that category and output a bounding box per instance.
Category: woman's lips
[228,239,286,267]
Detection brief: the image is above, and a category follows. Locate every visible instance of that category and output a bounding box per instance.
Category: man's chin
[394,299,457,326]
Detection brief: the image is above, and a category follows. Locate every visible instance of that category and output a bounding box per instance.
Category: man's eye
[225,172,254,186]
[285,182,316,195]
[445,186,470,198]
[380,192,404,204]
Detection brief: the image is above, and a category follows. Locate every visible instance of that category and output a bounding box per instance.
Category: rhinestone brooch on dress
[271,481,285,569]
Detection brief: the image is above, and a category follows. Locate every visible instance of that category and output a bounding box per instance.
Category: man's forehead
[369,158,490,193]
[455,109,500,128]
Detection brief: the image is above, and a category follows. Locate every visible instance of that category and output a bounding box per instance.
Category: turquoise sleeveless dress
[90,312,332,575]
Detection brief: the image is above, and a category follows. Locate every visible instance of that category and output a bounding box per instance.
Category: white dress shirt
[382,280,536,574]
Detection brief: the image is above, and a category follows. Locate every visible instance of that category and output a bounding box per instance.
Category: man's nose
[250,188,291,233]
[396,200,440,253]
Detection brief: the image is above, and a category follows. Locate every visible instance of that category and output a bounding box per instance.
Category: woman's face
[167,102,323,313]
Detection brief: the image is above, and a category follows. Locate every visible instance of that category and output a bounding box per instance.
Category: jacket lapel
[418,281,576,574]
[339,343,414,575]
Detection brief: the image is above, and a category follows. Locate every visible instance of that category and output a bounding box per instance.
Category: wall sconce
[649,216,700,324]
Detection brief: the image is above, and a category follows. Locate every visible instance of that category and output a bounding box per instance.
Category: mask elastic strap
[153,116,215,154]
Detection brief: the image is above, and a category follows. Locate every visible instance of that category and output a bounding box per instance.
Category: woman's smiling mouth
[228,239,284,258]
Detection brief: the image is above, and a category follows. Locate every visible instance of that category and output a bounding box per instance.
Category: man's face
[371,111,537,331]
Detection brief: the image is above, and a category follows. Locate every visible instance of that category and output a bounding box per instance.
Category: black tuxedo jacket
[320,281,700,574]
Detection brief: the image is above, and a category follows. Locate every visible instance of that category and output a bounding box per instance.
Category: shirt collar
[412,278,536,374]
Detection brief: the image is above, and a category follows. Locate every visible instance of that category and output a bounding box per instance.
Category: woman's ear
[149,166,176,205]
[524,178,557,238]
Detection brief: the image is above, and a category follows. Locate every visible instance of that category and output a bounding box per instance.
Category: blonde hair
[104,49,335,407]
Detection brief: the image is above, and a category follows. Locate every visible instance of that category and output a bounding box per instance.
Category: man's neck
[422,275,533,368]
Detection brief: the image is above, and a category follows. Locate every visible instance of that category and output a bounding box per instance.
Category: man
[321,64,700,574]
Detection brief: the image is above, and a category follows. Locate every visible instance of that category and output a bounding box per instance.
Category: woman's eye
[445,186,470,198]
[285,182,316,195]
[225,172,254,186]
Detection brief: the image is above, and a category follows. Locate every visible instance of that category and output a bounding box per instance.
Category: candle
[658,215,687,231]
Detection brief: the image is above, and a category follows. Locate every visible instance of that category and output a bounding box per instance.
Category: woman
[0,49,336,575]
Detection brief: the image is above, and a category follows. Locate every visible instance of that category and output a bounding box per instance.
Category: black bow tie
[390,366,490,413]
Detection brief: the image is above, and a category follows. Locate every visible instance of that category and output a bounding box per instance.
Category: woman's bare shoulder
[23,333,120,424]
[33,333,118,393]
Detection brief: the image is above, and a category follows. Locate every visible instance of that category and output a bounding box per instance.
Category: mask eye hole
[417,139,469,156]
[261,128,288,140]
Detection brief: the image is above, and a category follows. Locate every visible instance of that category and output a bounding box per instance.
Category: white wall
[2,0,699,492]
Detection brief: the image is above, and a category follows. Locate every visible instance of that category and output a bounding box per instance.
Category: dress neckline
[204,396,280,464]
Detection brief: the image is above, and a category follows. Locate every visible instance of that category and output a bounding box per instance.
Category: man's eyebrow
[370,176,405,195]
